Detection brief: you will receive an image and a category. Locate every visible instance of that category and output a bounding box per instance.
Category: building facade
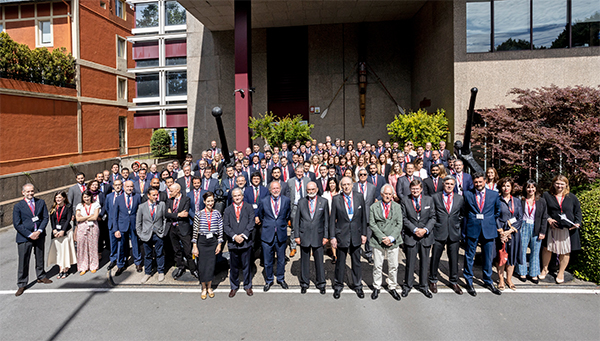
[177,0,599,154]
[0,0,152,175]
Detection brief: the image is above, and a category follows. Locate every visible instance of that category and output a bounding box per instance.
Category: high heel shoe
[555,276,564,284]
[539,270,548,280]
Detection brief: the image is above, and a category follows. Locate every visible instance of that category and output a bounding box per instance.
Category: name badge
[206,232,214,239]
[476,214,484,220]
[128,210,131,215]
[559,214,567,220]
[56,225,62,230]
[186,188,190,193]
[252,204,258,209]
[509,217,517,224]
[87,221,95,227]
[32,216,39,222]
[526,218,534,224]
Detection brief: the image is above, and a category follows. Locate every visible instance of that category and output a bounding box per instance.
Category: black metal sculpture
[453,88,484,174]
[212,106,233,167]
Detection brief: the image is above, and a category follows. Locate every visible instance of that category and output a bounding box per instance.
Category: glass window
[117,78,127,100]
[572,0,600,47]
[136,59,159,67]
[0,24,4,32]
[135,2,159,28]
[115,0,125,19]
[467,1,492,53]
[117,37,126,58]
[165,1,186,26]
[166,57,186,66]
[494,0,531,51]
[166,71,187,96]
[39,21,51,44]
[136,73,159,98]
[533,0,568,48]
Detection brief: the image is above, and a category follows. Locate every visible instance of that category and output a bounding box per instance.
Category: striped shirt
[192,209,224,243]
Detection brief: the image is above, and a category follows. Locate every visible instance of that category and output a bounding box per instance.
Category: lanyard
[433,177,438,191]
[27,200,35,214]
[204,178,209,190]
[173,197,180,212]
[456,173,463,186]
[444,193,453,213]
[84,203,92,216]
[56,205,65,222]
[507,196,515,215]
[360,183,365,194]
[254,187,259,203]
[412,196,421,213]
[80,184,86,193]
[149,202,156,220]
[527,199,535,216]
[382,202,390,219]
[186,177,190,188]
[372,175,377,186]
[556,195,564,213]
[271,197,279,216]
[477,190,486,212]
[204,209,213,231]
[126,196,132,210]
[309,198,316,216]
[296,179,302,194]
[344,193,353,215]
[194,190,200,206]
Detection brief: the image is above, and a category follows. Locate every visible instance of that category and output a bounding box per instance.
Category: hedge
[150,129,171,157]
[572,181,600,284]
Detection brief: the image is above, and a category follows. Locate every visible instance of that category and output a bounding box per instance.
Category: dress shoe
[451,284,463,295]
[418,287,433,299]
[484,283,502,295]
[518,275,527,283]
[37,278,53,284]
[264,282,273,292]
[136,264,143,273]
[140,274,151,284]
[401,287,411,297]
[158,273,165,282]
[319,287,326,295]
[172,268,184,280]
[191,270,200,280]
[355,288,364,299]
[115,268,125,276]
[278,280,289,289]
[429,281,438,294]
[15,287,25,297]
[466,284,477,297]
[301,287,308,294]
[246,288,254,296]
[371,288,380,300]
[289,249,297,257]
[390,289,401,301]
[333,288,341,299]
[229,289,237,298]
[107,261,117,271]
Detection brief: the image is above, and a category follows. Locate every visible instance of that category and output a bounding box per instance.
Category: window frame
[37,19,53,47]
[117,76,128,101]
[115,0,126,20]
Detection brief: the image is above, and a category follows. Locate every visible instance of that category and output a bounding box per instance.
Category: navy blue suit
[105,191,122,263]
[113,193,142,268]
[187,188,205,225]
[366,173,386,200]
[463,188,501,286]
[133,178,149,196]
[257,195,291,284]
[244,185,269,216]
[200,177,219,193]
[453,172,474,195]
[250,152,265,160]
[13,198,49,288]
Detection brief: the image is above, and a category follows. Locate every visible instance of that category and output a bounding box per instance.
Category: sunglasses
[359,173,368,176]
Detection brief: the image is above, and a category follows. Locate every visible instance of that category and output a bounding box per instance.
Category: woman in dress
[496,178,523,291]
[516,180,548,284]
[377,153,390,178]
[88,180,107,259]
[48,191,76,279]
[159,169,171,191]
[540,175,582,284]
[321,177,339,264]
[192,191,224,299]
[75,190,101,275]
[387,162,403,201]
[485,167,499,192]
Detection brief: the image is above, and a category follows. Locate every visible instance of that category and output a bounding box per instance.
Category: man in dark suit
[95,172,111,195]
[395,163,421,199]
[112,180,143,274]
[427,150,448,176]
[463,172,502,296]
[221,166,237,198]
[452,159,474,195]
[367,164,386,200]
[244,172,269,215]
[354,169,378,264]
[209,140,221,157]
[166,183,198,280]
[287,165,310,258]
[315,165,329,196]
[401,179,436,299]
[280,142,294,163]
[293,182,329,294]
[133,169,148,196]
[303,161,317,181]
[223,188,255,297]
[67,172,87,214]
[108,163,122,186]
[429,176,464,295]
[423,164,444,196]
[330,176,368,299]
[279,156,293,182]
[439,141,451,162]
[105,179,123,270]
[257,181,291,291]
[13,183,51,296]
[268,167,290,198]
[187,177,204,226]
[176,165,193,194]
[200,166,219,193]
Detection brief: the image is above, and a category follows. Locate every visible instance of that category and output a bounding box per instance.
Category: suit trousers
[404,241,431,290]
[300,245,325,289]
[363,226,373,258]
[463,234,495,286]
[262,233,287,284]
[169,225,197,272]
[143,233,165,275]
[251,224,263,263]
[429,239,460,285]
[372,247,400,290]
[334,244,363,290]
[229,247,253,290]
[17,238,46,288]
[116,229,143,268]
[289,205,298,249]
[98,219,110,253]
[109,229,119,263]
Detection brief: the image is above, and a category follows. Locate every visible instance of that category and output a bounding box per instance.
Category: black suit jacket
[315,177,329,196]
[401,195,436,247]
[223,202,254,249]
[523,197,549,237]
[165,195,191,236]
[293,196,329,247]
[431,192,464,242]
[329,191,367,248]
[176,176,193,194]
[423,177,443,196]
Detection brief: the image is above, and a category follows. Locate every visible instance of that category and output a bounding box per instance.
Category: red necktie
[235,204,241,221]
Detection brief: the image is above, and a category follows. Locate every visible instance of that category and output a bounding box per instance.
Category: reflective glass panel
[533,0,568,48]
[572,0,600,47]
[166,71,187,96]
[135,2,159,28]
[136,73,159,97]
[494,0,531,50]
[467,1,492,52]
[165,1,186,26]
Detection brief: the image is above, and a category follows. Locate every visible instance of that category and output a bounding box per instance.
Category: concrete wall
[411,1,455,144]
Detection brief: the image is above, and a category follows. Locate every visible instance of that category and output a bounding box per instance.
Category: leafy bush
[572,181,600,284]
[150,129,171,156]
[386,108,449,147]
[248,112,313,147]
[473,85,600,188]
[0,32,75,87]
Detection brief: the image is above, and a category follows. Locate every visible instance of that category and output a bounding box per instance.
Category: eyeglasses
[359,173,368,176]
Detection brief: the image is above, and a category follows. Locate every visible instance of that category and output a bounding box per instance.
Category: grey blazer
[67,184,84,214]
[135,201,168,242]
[353,181,377,223]
[395,175,422,199]
[369,201,403,250]
[293,196,329,247]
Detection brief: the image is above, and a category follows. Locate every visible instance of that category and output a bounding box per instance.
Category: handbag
[498,243,508,267]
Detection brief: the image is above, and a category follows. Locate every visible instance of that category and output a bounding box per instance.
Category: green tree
[386,108,449,147]
[150,129,171,156]
[496,38,531,51]
[248,112,313,147]
[551,12,600,48]
[165,1,186,25]
[571,181,600,284]
[135,4,158,28]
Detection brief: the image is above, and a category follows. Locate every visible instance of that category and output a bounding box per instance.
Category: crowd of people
[13,137,582,300]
